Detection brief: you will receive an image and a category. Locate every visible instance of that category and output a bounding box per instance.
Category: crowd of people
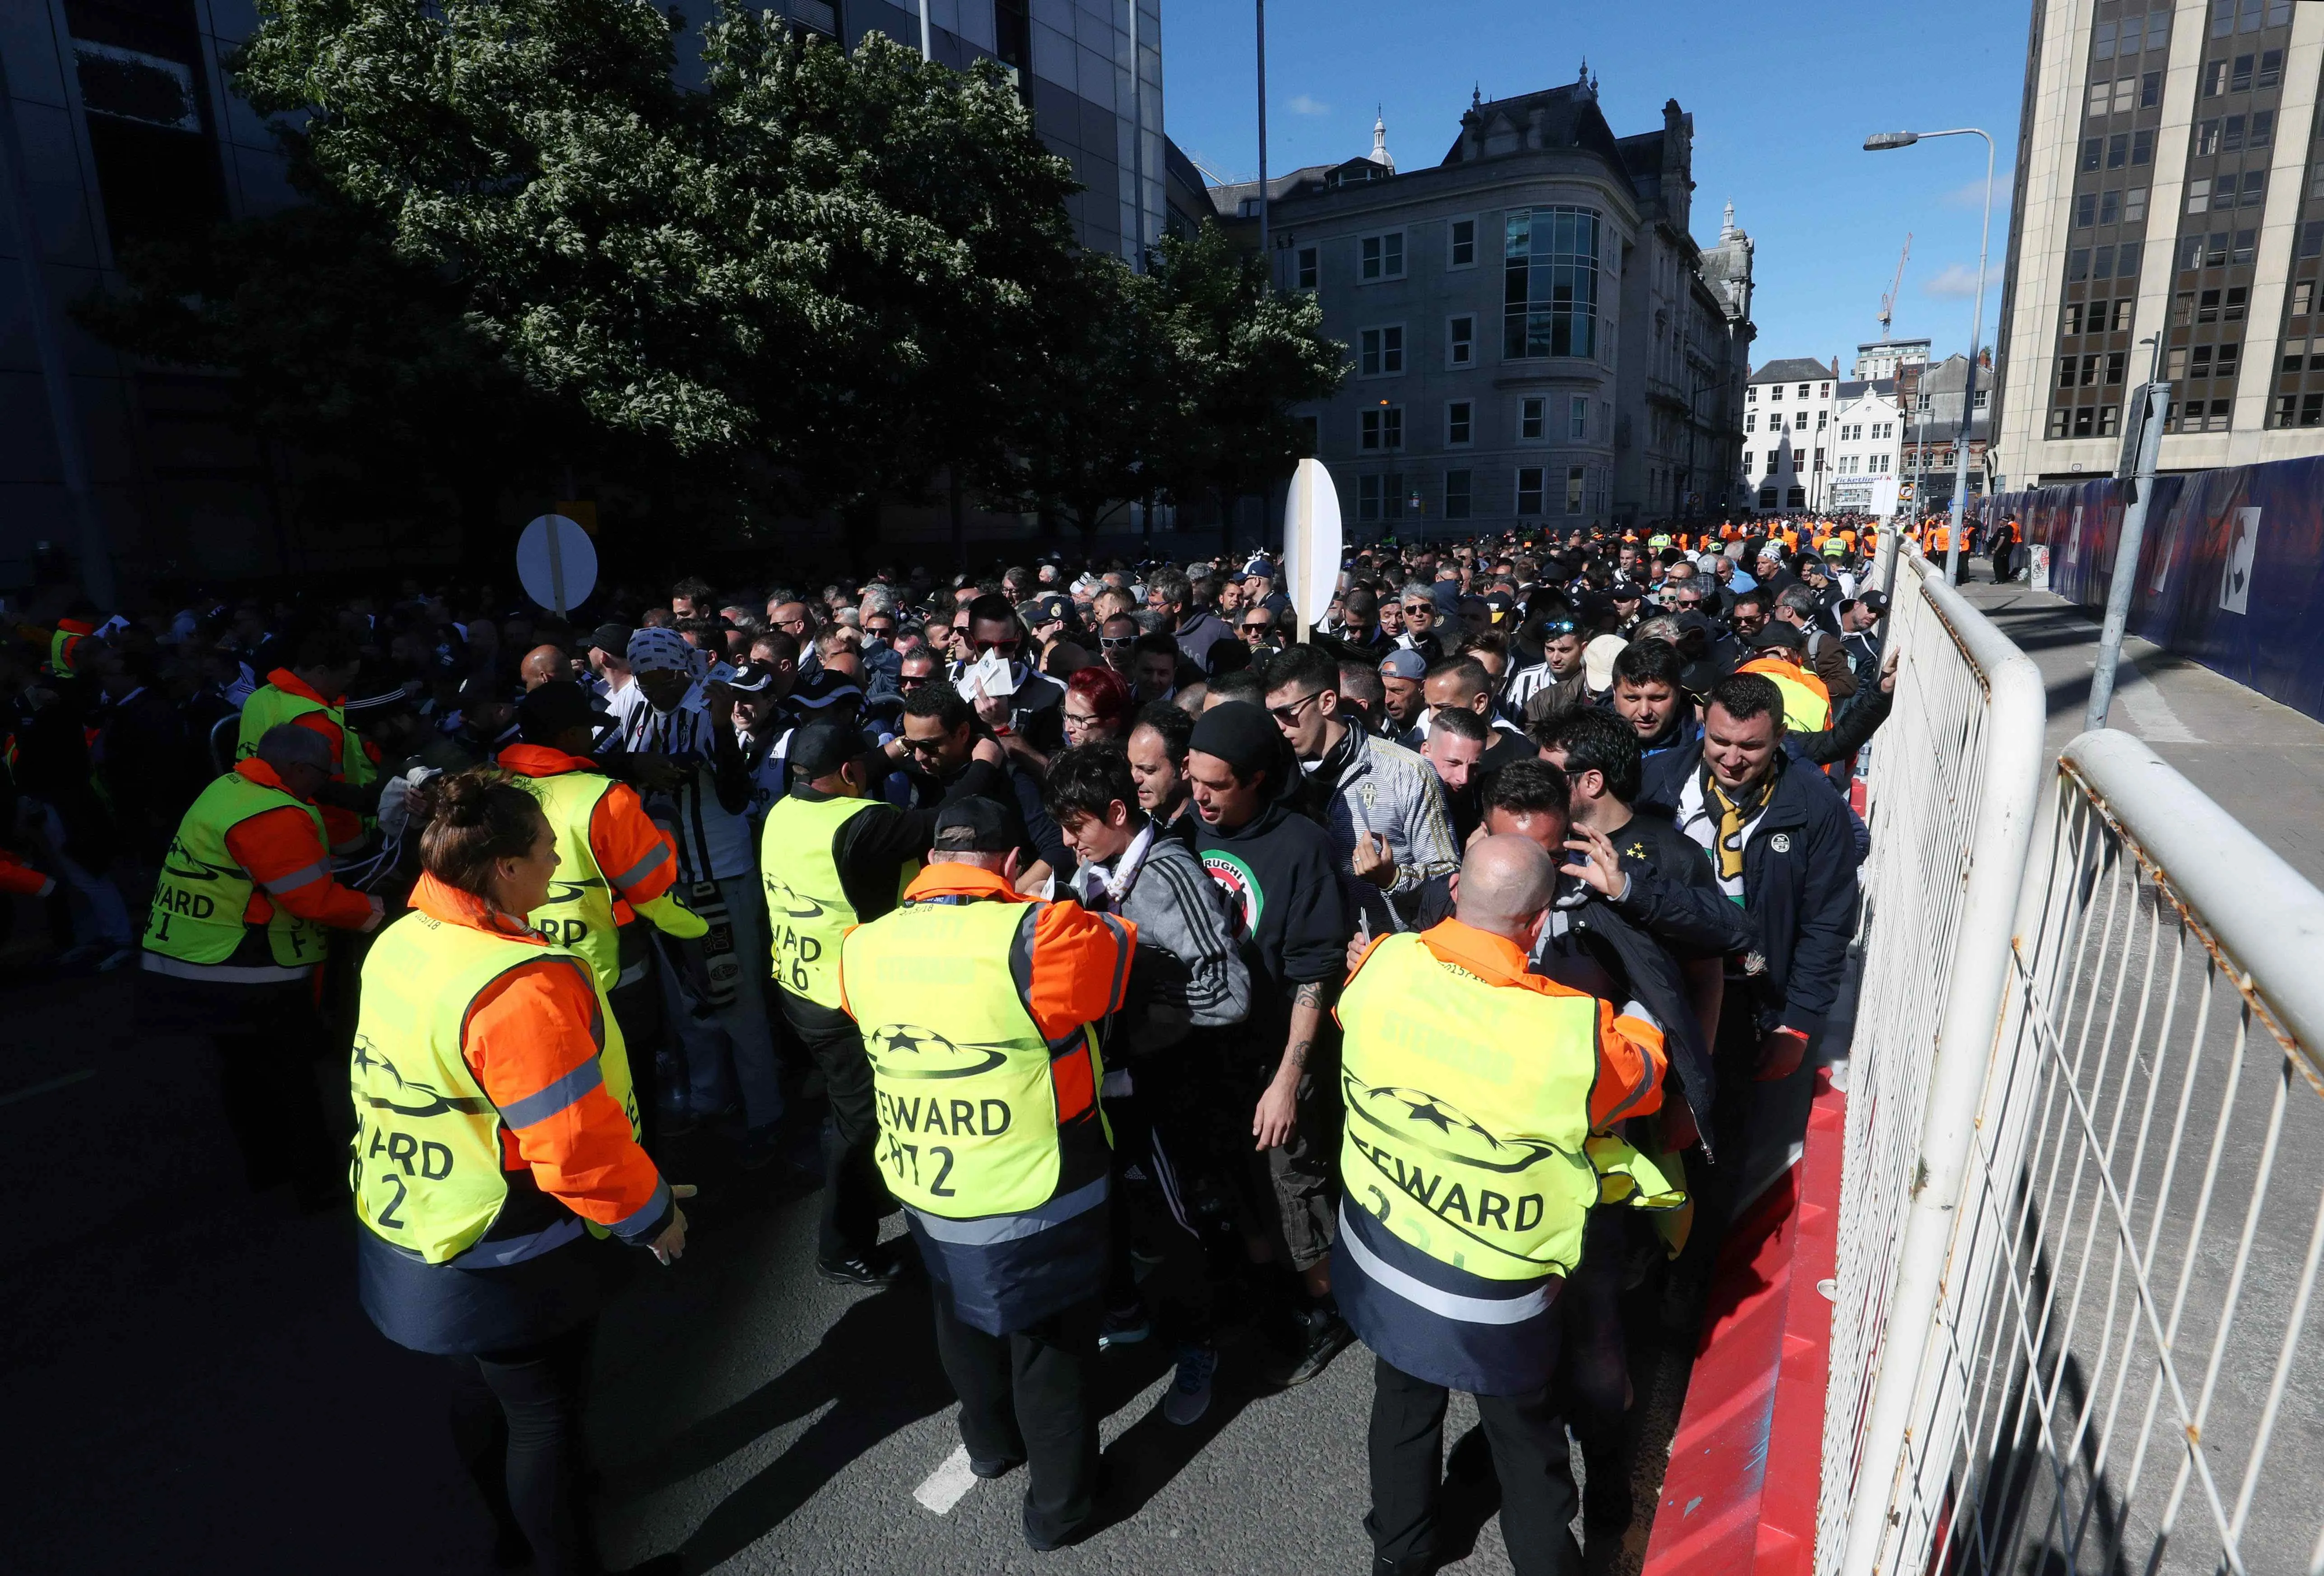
[3,511,1918,1575]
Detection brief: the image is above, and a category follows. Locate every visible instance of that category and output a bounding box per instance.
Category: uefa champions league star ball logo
[866,1024,1009,1080]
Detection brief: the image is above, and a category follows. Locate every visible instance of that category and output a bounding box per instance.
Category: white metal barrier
[1815,548,2050,1569]
[1818,556,2324,1575]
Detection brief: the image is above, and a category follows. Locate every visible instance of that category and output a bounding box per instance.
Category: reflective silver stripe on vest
[908,1175,1109,1245]
[608,843,671,892]
[139,951,315,985]
[1338,1205,1553,1326]
[498,1058,604,1129]
[445,1216,585,1269]
[262,859,331,895]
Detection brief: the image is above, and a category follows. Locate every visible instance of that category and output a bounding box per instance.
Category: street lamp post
[1255,0,1269,281]
[1865,127,1993,586]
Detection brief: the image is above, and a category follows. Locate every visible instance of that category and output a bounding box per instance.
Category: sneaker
[1162,1342,1217,1426]
[816,1249,905,1288]
[734,1124,783,1171]
[1098,1303,1151,1352]
[97,946,139,972]
[1270,1309,1354,1387]
[56,942,103,967]
[969,1453,1024,1480]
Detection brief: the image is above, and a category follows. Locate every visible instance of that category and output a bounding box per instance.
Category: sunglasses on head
[1539,619,1577,636]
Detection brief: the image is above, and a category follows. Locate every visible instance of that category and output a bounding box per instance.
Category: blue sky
[1160,0,2028,371]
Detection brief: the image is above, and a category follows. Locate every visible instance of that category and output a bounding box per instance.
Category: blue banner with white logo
[1980,453,2324,724]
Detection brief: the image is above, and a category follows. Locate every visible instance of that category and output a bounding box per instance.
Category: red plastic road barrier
[1640,1068,1845,1576]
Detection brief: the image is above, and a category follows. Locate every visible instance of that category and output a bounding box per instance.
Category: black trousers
[140,972,338,1194]
[446,1320,598,1576]
[608,927,665,1158]
[781,990,888,1264]
[929,1293,1101,1547]
[1366,1355,1582,1576]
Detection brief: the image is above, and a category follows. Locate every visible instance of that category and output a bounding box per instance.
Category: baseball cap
[1748,624,1809,652]
[1021,593,1072,627]
[1610,581,1644,602]
[1378,649,1428,679]
[787,719,858,780]
[516,680,612,741]
[722,660,779,694]
[1483,591,1517,623]
[932,796,1016,853]
[1858,590,1890,615]
[793,668,863,712]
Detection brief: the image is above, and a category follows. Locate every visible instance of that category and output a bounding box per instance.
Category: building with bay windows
[1213,70,1753,536]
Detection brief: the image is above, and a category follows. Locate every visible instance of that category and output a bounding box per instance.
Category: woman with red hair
[1063,664,1134,746]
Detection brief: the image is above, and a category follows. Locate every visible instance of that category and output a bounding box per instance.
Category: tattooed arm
[1254,978,1329,1150]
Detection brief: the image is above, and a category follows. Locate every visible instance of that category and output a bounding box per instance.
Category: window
[2224,115,2246,153]
[1359,231,1405,281]
[1297,413,1319,453]
[1359,407,1404,450]
[1382,474,1406,520]
[1817,409,1828,429]
[2107,133,2128,168]
[2095,19,2117,57]
[2095,245,2116,278]
[2203,60,2227,96]
[1444,469,1472,520]
[2112,297,2134,330]
[2241,171,2266,208]
[2199,120,2222,156]
[1358,475,1381,521]
[2100,189,2120,225]
[2089,80,2112,116]
[1770,384,1784,401]
[1745,384,1757,402]
[2251,110,2273,147]
[2133,128,2154,165]
[2259,47,2282,88]
[1786,487,1807,509]
[2066,301,2085,334]
[1358,325,1404,376]
[2188,178,2212,214]
[1565,466,1586,515]
[1797,383,1810,399]
[2070,248,2092,280]
[2302,222,2324,258]
[1516,466,1545,515]
[1745,411,1757,432]
[2212,0,2233,36]
[1295,246,1318,291]
[2050,407,2071,438]
[2168,345,2188,376]
[1447,315,1474,367]
[2142,71,2162,107]
[2126,187,2148,222]
[2226,284,2247,320]
[2293,280,2314,315]
[1503,206,1600,358]
[2107,350,2127,384]
[2235,228,2255,264]
[2060,354,2080,389]
[2231,53,2253,91]
[2217,342,2242,376]
[1569,395,1588,440]
[1448,218,1476,269]
[2076,193,2098,228]
[2123,14,2144,53]
[1447,400,1472,446]
[2149,9,2171,49]
[1519,396,1546,440]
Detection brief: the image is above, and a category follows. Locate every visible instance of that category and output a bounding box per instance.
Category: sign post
[517,514,597,618]
[1280,458,1343,644]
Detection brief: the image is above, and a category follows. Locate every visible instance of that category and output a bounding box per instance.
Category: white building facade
[1740,357,1841,512]
[1828,379,1906,515]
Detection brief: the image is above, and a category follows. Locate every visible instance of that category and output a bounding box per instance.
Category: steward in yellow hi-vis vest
[236,631,373,853]
[1334,916,1669,1395]
[762,791,918,1009]
[838,797,1133,1553]
[1737,635,1833,733]
[838,836,1132,1335]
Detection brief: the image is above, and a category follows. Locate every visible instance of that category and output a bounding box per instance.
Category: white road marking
[913,1446,978,1515]
[0,1068,96,1108]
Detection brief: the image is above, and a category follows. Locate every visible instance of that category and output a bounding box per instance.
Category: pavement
[0,952,1690,1576]
[1947,570,2324,886]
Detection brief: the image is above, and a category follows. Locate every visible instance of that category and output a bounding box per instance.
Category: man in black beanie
[1185,702,1355,1386]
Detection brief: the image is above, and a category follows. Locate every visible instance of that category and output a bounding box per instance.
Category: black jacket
[1192,798,1350,1051]
[1636,744,1860,1043]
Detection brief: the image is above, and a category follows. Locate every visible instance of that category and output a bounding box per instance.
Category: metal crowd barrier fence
[1814,552,2324,1575]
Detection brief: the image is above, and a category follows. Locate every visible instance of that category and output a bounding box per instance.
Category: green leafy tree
[1146,221,1345,529]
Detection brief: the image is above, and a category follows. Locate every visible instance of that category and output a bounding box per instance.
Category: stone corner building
[1209,69,1754,538]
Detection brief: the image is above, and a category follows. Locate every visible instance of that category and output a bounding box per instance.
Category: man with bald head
[1335,832,1671,1576]
[519,644,573,691]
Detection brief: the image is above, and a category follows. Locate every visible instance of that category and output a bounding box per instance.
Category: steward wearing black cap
[501,681,708,1154]
[759,719,979,1287]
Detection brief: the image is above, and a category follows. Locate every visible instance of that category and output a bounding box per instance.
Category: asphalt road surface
[3,958,1688,1576]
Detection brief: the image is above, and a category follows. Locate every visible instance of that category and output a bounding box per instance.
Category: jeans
[446,1321,599,1576]
[1365,1355,1582,1576]
[654,873,784,1130]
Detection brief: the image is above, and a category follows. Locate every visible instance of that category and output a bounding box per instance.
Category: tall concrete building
[0,0,1164,591]
[1211,71,1753,537]
[1994,0,2324,486]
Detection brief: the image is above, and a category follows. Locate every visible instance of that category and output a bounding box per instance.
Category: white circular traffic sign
[516,514,597,615]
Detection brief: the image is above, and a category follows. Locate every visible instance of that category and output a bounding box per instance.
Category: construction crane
[1877,233,1912,339]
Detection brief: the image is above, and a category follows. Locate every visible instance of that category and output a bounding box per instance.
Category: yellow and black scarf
[1701,765,1777,883]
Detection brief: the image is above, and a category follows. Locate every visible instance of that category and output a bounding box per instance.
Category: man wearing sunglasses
[1507,614,1590,724]
[944,593,1065,753]
[1240,609,1284,653]
[1392,582,1444,665]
